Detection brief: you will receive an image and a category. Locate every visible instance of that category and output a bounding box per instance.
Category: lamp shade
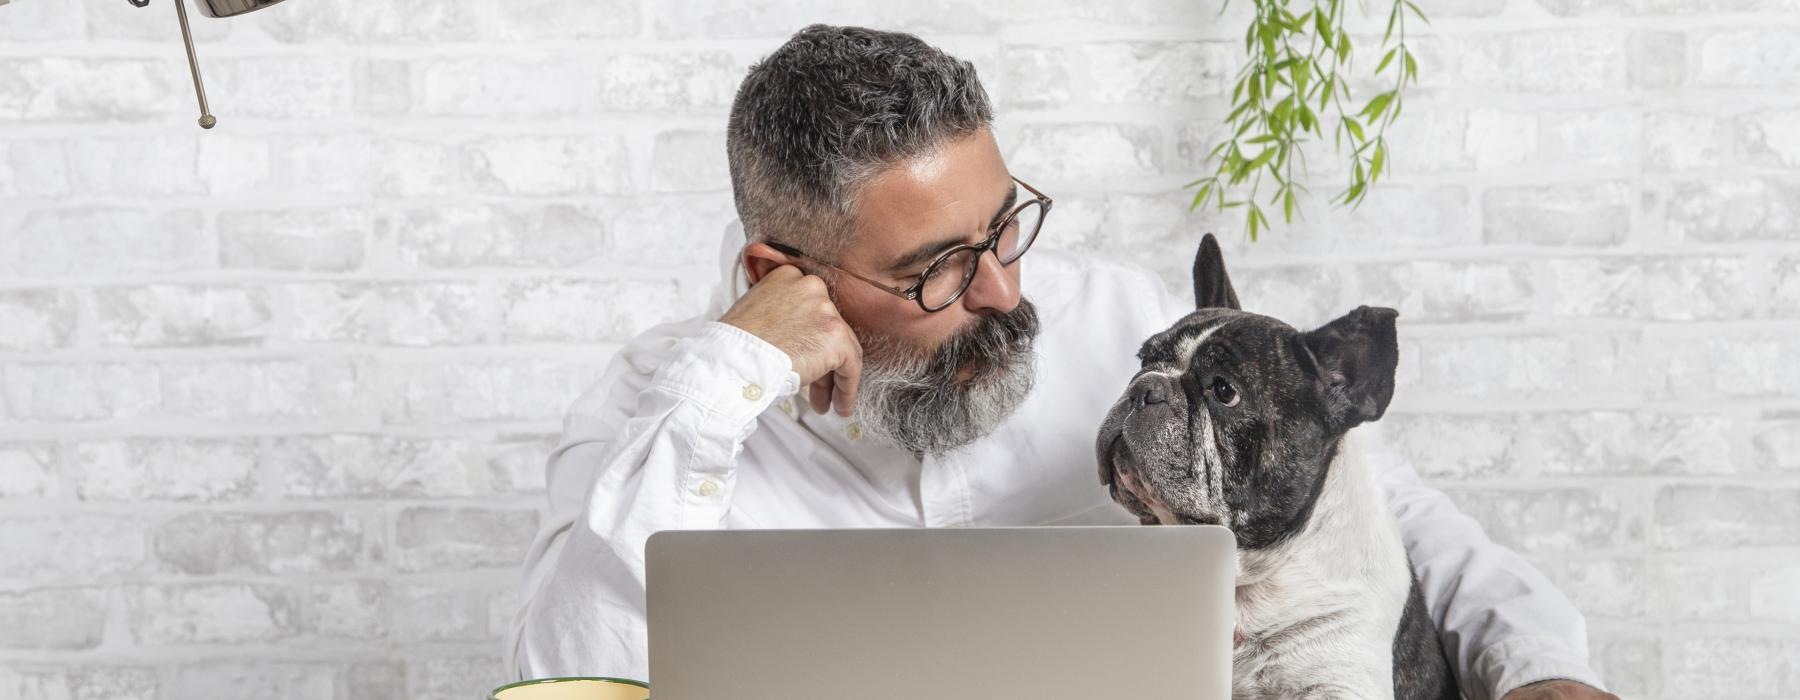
[193,0,289,18]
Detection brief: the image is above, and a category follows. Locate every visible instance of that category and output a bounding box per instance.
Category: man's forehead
[845,131,1012,262]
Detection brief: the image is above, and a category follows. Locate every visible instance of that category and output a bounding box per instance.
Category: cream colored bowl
[489,677,650,700]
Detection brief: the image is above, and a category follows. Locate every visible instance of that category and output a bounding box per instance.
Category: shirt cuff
[1477,635,1609,700]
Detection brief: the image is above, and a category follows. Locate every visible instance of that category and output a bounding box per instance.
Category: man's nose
[958,249,1021,314]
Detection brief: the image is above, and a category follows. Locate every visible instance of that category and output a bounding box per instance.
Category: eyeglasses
[766,176,1052,313]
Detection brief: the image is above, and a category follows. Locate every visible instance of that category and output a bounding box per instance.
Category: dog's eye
[1209,377,1240,407]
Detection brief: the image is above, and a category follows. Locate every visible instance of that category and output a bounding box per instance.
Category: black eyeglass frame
[764,176,1053,313]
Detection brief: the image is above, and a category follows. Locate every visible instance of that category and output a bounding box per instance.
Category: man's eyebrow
[884,183,1019,275]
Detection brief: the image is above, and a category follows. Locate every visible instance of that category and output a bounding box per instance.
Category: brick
[67,438,258,502]
[594,52,743,112]
[0,443,59,499]
[158,358,369,422]
[152,511,367,576]
[486,433,558,494]
[1485,181,1634,246]
[0,664,160,700]
[0,588,109,649]
[1403,333,1641,402]
[298,580,386,640]
[259,0,483,43]
[0,515,147,582]
[371,357,606,424]
[1752,417,1800,472]
[1005,123,1161,181]
[1653,485,1800,549]
[1466,109,1540,170]
[652,1,1006,40]
[1441,487,1633,553]
[1646,111,1733,171]
[208,56,359,120]
[1646,556,1750,620]
[357,59,412,115]
[379,203,611,269]
[466,135,630,196]
[1778,257,1800,314]
[126,582,293,644]
[1737,109,1800,168]
[0,58,182,123]
[3,363,161,421]
[342,661,405,700]
[93,285,275,347]
[1378,103,1474,174]
[1381,411,1738,479]
[999,42,1233,109]
[1534,0,1636,16]
[66,135,203,196]
[373,137,465,198]
[1590,634,1660,697]
[1220,265,1352,330]
[499,277,690,343]
[1539,110,1642,170]
[0,289,77,350]
[263,434,484,499]
[606,193,739,269]
[1543,557,1644,619]
[1663,636,1800,698]
[387,582,497,642]
[1640,334,1798,399]
[394,506,538,572]
[0,139,70,198]
[1356,260,1533,322]
[406,654,510,700]
[650,130,730,192]
[283,281,494,346]
[1416,31,1629,93]
[478,0,640,40]
[414,56,590,118]
[0,0,84,41]
[1750,561,1800,623]
[1692,29,1800,89]
[218,207,370,273]
[1666,177,1800,242]
[1631,31,1686,89]
[1542,256,1774,320]
[3,208,209,278]
[202,133,373,199]
[166,662,335,700]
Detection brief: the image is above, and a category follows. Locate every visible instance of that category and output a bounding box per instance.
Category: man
[508,25,1616,700]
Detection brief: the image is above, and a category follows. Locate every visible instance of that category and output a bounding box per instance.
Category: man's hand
[720,265,863,417]
[1503,680,1620,700]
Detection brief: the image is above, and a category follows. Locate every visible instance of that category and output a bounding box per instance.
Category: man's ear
[1193,233,1242,310]
[1297,306,1400,432]
[742,242,798,285]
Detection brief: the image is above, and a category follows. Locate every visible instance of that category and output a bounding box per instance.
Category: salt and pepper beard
[848,298,1041,456]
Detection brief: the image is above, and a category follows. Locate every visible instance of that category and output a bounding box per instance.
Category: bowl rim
[489,676,650,699]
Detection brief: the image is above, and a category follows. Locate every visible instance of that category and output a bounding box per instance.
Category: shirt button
[847,422,863,441]
[742,383,764,401]
[697,479,720,497]
[779,399,794,415]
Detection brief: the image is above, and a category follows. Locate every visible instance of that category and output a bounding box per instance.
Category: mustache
[928,298,1041,380]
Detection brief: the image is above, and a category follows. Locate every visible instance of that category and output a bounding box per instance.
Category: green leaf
[1404,51,1418,83]
[1248,148,1278,171]
[1406,0,1429,23]
[1370,140,1387,181]
[1376,47,1398,75]
[1343,116,1366,142]
[1282,187,1297,222]
[1320,75,1335,108]
[1360,91,1394,120]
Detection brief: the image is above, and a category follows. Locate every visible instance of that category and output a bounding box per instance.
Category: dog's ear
[1193,233,1242,310]
[1297,306,1400,432]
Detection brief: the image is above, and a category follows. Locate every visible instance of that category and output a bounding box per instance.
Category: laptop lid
[646,525,1235,700]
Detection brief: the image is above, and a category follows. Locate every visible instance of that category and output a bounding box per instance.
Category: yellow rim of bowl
[488,676,650,699]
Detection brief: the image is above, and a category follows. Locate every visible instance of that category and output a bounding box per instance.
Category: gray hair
[726,24,995,260]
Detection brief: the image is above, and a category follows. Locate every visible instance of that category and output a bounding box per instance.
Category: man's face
[832,129,1024,361]
[825,128,1042,454]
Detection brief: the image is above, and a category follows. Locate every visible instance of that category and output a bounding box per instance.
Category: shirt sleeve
[1359,424,1609,700]
[507,320,800,683]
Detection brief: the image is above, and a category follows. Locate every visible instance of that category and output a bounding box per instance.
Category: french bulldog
[1095,234,1460,700]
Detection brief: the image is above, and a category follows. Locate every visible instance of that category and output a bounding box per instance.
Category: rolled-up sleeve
[1361,425,1608,700]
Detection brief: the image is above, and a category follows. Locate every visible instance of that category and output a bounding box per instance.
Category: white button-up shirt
[507,225,1606,700]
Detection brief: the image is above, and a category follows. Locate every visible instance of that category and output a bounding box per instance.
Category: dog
[1094,234,1460,699]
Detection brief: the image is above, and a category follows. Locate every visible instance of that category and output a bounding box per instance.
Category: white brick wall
[2,0,1796,698]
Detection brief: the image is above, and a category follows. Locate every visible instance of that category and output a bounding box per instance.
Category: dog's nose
[1132,380,1168,406]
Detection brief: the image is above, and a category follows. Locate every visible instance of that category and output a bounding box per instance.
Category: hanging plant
[1189,0,1428,239]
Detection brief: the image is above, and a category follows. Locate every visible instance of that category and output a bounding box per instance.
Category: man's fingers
[809,376,833,415]
[831,328,863,417]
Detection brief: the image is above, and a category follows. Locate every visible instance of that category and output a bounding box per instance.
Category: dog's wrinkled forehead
[1137,308,1299,372]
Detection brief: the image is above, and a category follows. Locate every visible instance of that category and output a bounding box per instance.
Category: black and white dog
[1095,234,1460,699]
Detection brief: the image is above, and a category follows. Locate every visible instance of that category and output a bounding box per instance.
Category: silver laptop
[645,525,1235,700]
